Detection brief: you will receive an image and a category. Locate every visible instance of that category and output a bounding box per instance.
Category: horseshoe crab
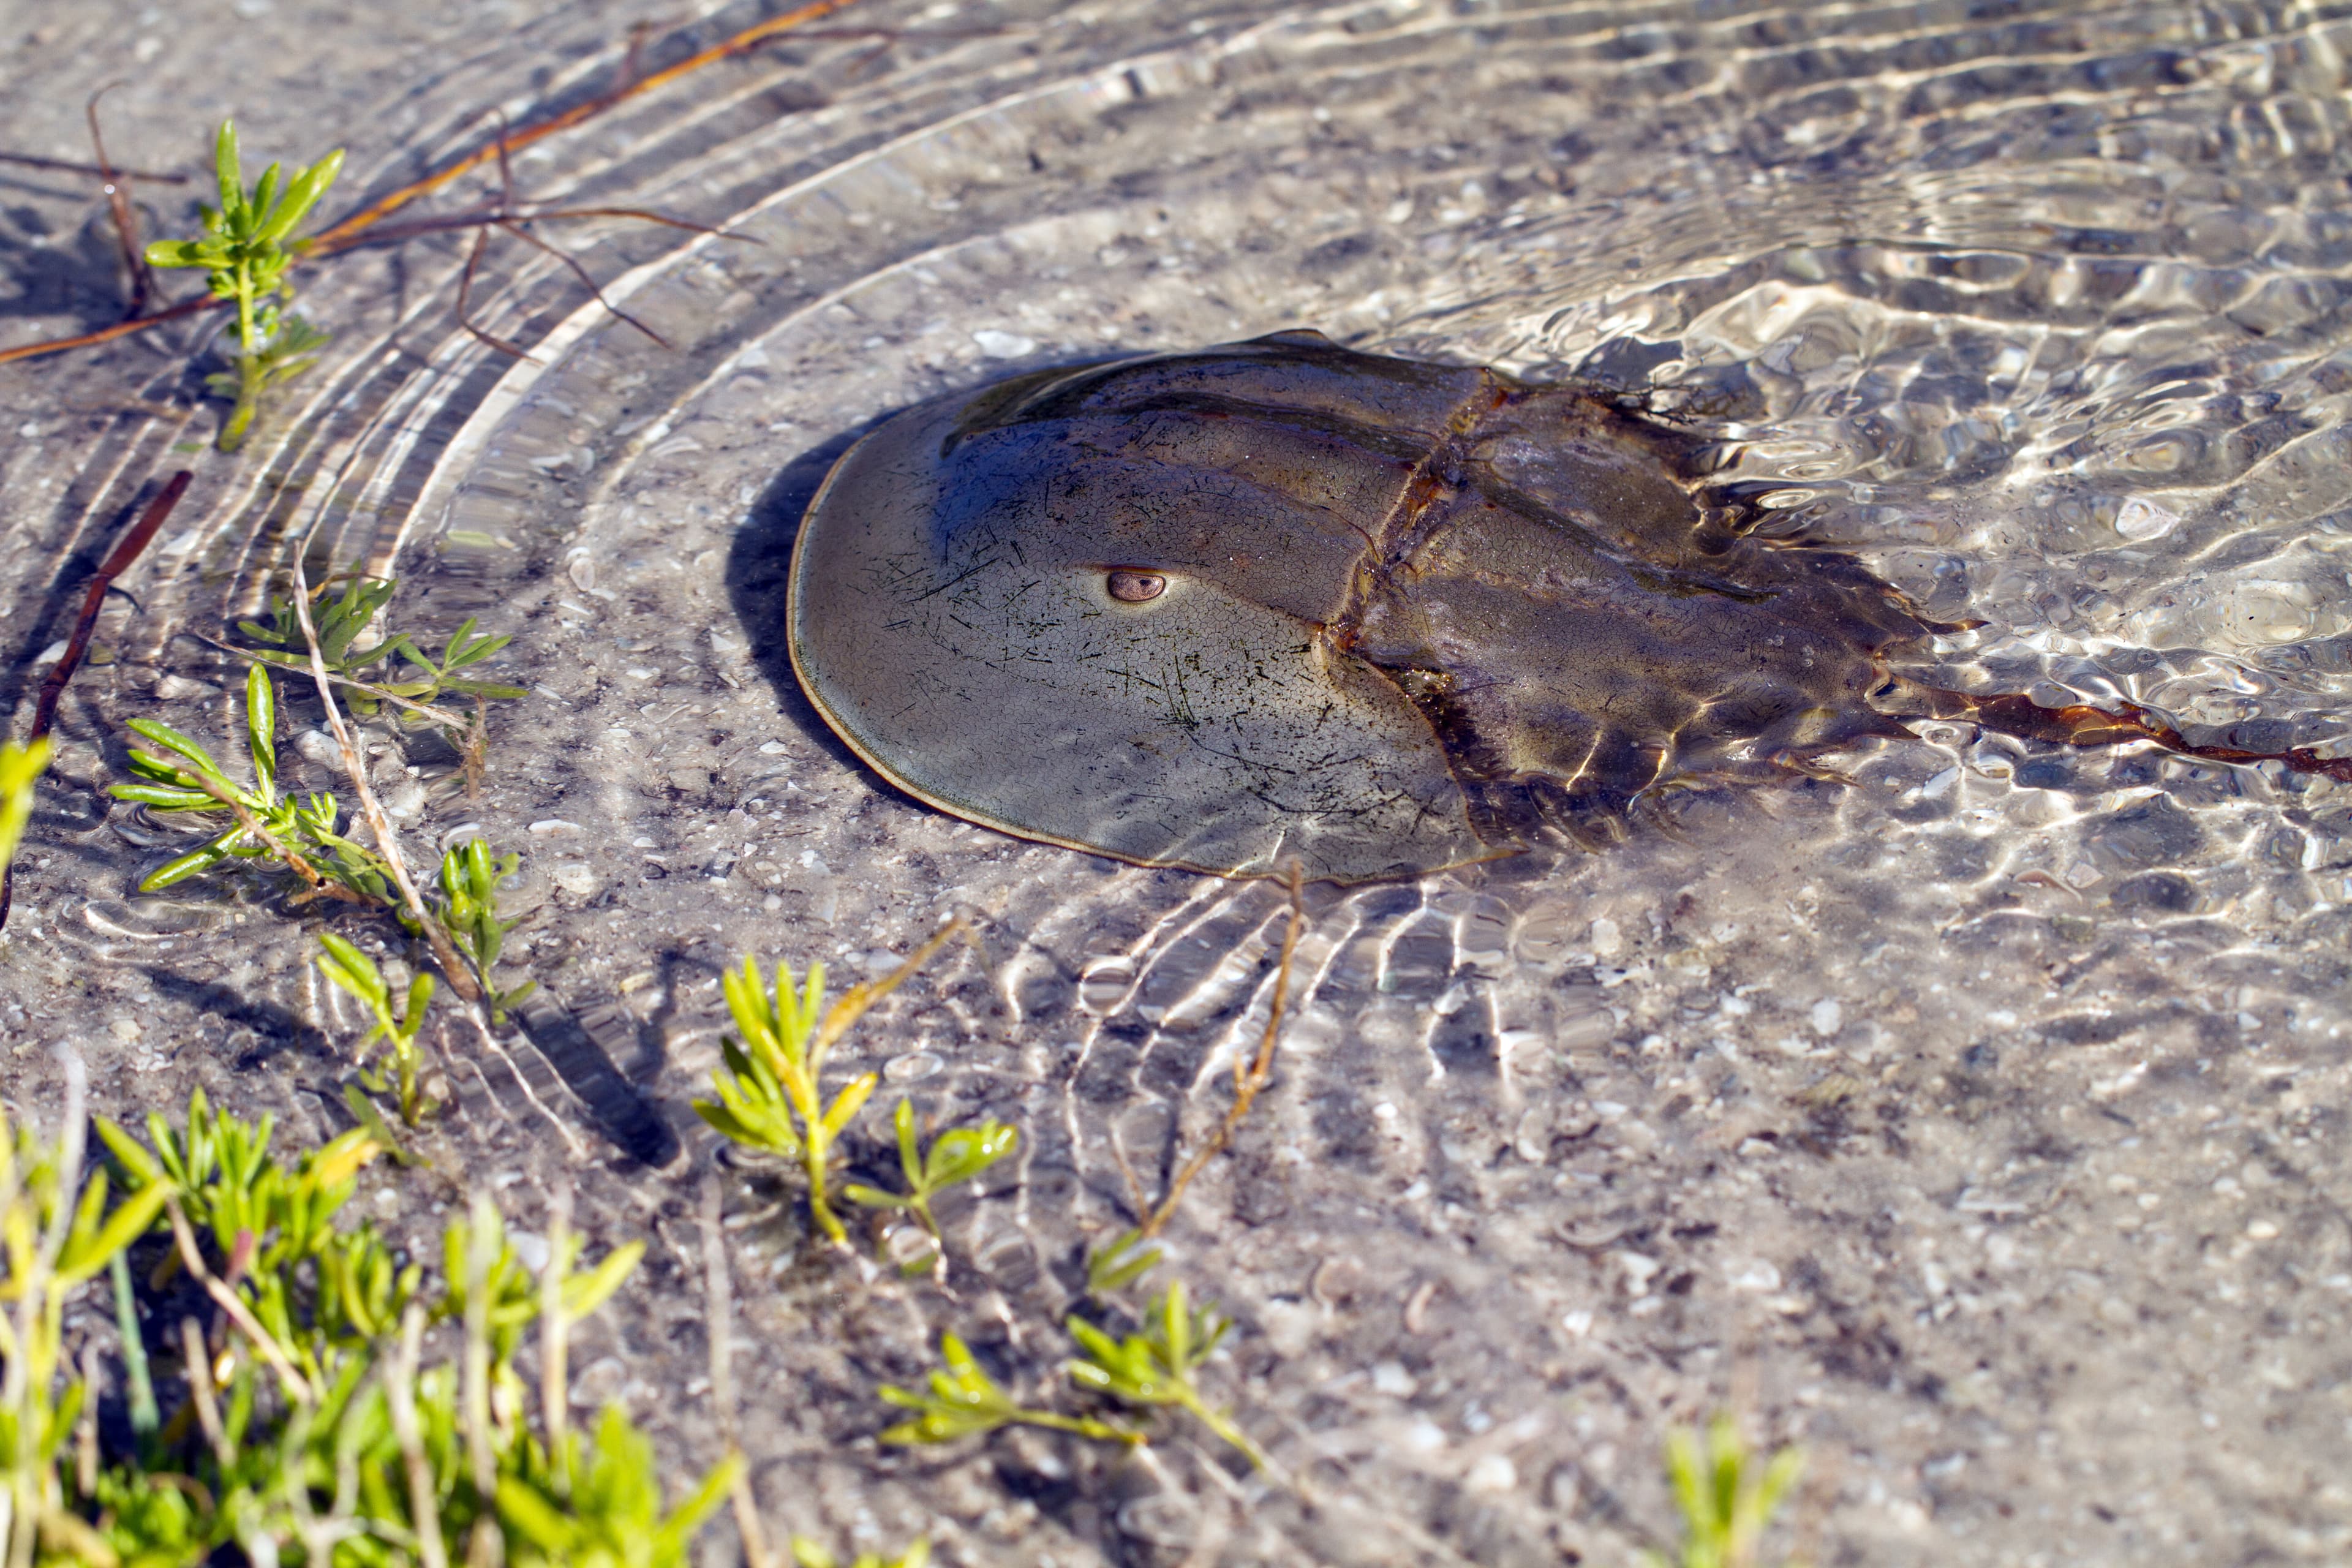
[786,331,2348,881]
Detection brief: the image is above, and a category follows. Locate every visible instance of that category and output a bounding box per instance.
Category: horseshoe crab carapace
[784,331,2349,882]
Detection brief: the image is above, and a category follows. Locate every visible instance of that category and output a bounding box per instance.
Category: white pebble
[1463,1454,1517,1494]
[381,779,428,820]
[506,1231,551,1273]
[972,329,1038,359]
[2113,497,2179,541]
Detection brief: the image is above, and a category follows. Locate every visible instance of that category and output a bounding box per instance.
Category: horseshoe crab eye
[1106,570,1167,603]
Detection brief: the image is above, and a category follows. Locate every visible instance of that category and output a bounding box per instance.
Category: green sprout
[693,955,876,1246]
[95,1087,405,1384]
[437,1194,641,1384]
[110,662,388,900]
[1067,1280,1263,1468]
[105,1250,160,1446]
[94,1086,379,1268]
[693,922,964,1248]
[109,663,539,1068]
[2,1094,172,1568]
[878,1333,1139,1450]
[0,737,50,878]
[239,571,525,723]
[239,568,398,679]
[144,120,344,450]
[1085,1228,1163,1297]
[315,930,440,1126]
[1643,1414,1807,1568]
[496,1406,740,1568]
[65,1089,733,1567]
[844,1099,1018,1267]
[434,838,535,1020]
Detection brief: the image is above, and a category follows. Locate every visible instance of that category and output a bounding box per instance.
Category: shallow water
[7,2,2352,1564]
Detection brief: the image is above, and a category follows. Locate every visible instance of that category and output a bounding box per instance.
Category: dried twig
[0,0,859,367]
[459,1192,498,1512]
[0,149,187,182]
[492,217,666,347]
[418,110,690,356]
[1136,865,1305,1240]
[0,292,219,367]
[337,202,739,253]
[701,1175,772,1568]
[164,1194,316,1404]
[386,1303,451,1568]
[285,549,478,1000]
[85,84,156,317]
[540,1182,573,1464]
[2,466,195,926]
[28,469,191,740]
[179,1316,231,1467]
[450,222,533,361]
[306,0,865,248]
[74,1344,100,1497]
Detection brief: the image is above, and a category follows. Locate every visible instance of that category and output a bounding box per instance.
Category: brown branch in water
[318,203,744,254]
[0,149,187,182]
[0,3,845,367]
[0,469,192,932]
[451,222,535,361]
[0,292,219,366]
[494,217,667,347]
[1136,863,1306,1240]
[306,0,868,250]
[86,83,156,318]
[29,469,190,743]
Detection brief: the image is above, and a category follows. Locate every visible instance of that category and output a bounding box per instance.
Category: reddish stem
[2,469,194,930]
